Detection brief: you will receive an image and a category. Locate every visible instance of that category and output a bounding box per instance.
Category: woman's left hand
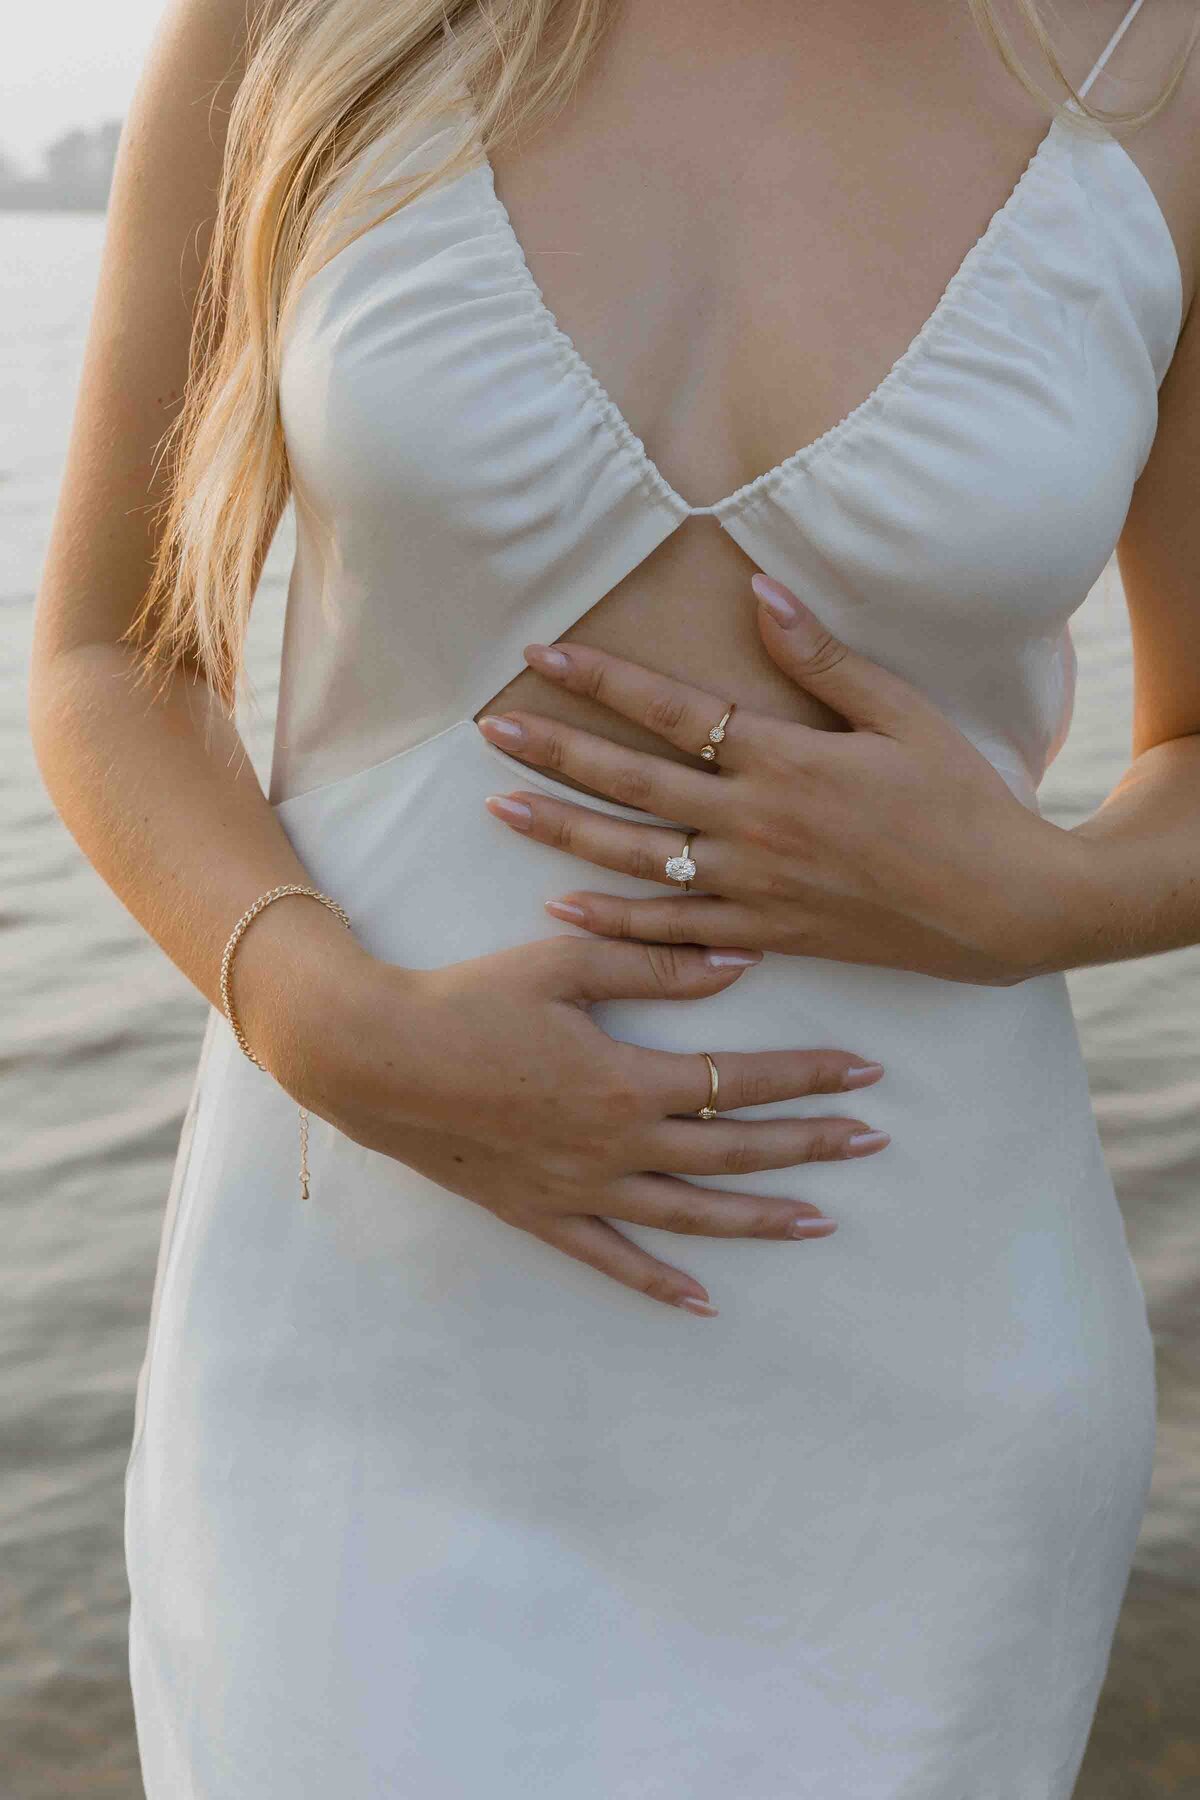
[478,573,1090,987]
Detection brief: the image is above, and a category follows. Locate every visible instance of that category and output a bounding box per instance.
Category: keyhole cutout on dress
[471,516,847,805]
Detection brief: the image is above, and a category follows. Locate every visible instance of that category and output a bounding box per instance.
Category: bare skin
[28,0,1200,1315]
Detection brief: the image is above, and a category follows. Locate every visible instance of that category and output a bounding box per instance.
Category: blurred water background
[2,211,1198,1798]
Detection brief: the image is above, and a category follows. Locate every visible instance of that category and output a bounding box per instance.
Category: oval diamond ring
[665,835,697,889]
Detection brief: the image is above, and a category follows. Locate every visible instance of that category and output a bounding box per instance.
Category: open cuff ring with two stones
[664,703,734,887]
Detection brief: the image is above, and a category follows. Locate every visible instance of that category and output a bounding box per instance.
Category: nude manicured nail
[843,1062,885,1088]
[704,949,762,968]
[789,1217,838,1239]
[525,644,571,674]
[485,795,532,828]
[677,1295,720,1317]
[847,1129,891,1154]
[478,714,524,742]
[545,899,586,922]
[750,572,798,626]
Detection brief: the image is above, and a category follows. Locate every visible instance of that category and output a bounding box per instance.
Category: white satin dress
[124,4,1182,1793]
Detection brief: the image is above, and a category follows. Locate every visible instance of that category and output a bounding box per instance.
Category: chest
[479,92,1077,511]
[284,103,1176,548]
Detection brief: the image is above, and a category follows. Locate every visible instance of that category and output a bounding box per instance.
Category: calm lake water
[3,211,1198,1798]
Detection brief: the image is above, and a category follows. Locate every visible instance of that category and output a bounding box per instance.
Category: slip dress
[124,2,1185,1793]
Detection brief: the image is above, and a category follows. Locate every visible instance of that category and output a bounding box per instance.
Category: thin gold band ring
[698,1052,719,1120]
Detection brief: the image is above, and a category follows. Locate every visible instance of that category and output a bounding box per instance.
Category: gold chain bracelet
[219,883,353,1200]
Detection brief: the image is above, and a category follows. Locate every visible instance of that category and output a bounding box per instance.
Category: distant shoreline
[1,120,119,215]
[0,192,107,215]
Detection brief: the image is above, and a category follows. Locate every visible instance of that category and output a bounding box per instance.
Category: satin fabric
[126,4,1183,1792]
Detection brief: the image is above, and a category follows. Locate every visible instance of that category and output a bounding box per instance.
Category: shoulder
[149,0,297,67]
[103,0,306,285]
[119,0,302,175]
[1059,0,1200,315]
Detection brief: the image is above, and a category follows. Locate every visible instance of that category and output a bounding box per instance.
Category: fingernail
[545,899,586,922]
[677,1294,720,1317]
[485,795,533,829]
[478,714,524,743]
[847,1129,891,1154]
[524,644,571,675]
[843,1062,885,1088]
[751,572,798,627]
[704,948,762,968]
[789,1217,838,1238]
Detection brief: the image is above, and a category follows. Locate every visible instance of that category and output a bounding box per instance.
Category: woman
[28,0,1200,1792]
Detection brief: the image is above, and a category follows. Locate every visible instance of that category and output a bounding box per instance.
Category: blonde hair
[125,0,1198,712]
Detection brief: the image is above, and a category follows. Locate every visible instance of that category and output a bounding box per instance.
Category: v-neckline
[473,112,1068,523]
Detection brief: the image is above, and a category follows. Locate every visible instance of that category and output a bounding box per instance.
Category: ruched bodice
[273,93,1181,809]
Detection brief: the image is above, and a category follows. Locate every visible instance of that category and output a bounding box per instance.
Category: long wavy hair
[124,0,1197,712]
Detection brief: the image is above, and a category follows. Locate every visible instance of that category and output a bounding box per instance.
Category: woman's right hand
[290,935,889,1317]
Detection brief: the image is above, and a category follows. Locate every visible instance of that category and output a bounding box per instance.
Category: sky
[3,0,165,168]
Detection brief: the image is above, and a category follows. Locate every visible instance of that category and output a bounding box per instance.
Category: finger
[486,789,739,892]
[532,1211,721,1315]
[611,1173,839,1241]
[475,711,715,822]
[751,572,932,737]
[648,1115,890,1175]
[541,934,762,1004]
[624,1043,887,1115]
[520,641,763,768]
[545,889,761,947]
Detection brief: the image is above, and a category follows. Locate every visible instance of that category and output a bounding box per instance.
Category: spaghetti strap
[1077,0,1148,99]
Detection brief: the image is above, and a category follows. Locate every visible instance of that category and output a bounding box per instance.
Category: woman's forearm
[28,641,376,1092]
[1048,732,1200,973]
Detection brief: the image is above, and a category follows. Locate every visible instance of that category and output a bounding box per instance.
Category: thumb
[751,572,928,736]
[552,938,761,1006]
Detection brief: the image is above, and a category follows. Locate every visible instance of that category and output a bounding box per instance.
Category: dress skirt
[124,717,1155,1799]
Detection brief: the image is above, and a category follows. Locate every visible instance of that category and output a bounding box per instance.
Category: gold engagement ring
[664,835,696,889]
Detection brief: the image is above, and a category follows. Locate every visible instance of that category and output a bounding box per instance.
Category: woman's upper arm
[30,0,285,672]
[1116,52,1200,760]
[1118,269,1200,756]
